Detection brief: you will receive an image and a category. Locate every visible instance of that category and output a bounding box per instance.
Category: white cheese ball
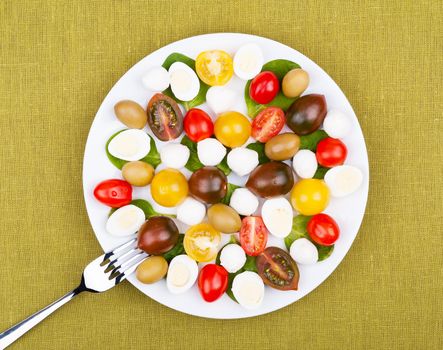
[220,244,247,273]
[292,149,318,179]
[227,148,259,177]
[160,143,190,169]
[229,188,259,216]
[290,238,319,265]
[197,138,227,166]
[141,66,170,91]
[177,197,206,226]
[323,110,352,139]
[206,86,237,115]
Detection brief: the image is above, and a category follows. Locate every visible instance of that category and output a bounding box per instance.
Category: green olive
[282,69,309,98]
[265,133,300,161]
[114,100,147,129]
[207,204,241,233]
[136,256,168,284]
[122,161,154,186]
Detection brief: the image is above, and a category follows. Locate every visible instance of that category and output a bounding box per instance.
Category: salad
[92,44,363,310]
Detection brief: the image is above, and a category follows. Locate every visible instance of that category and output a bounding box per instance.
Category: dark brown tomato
[188,167,227,204]
[246,162,294,198]
[285,94,327,135]
[137,216,179,255]
[256,247,299,291]
[147,93,183,141]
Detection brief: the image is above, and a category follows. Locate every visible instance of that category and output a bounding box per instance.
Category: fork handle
[0,288,82,349]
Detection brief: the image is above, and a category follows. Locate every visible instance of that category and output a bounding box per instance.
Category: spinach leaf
[106,130,161,169]
[244,59,301,117]
[217,153,231,176]
[162,234,185,262]
[221,183,241,205]
[242,255,258,273]
[161,52,209,110]
[299,130,328,151]
[109,199,176,218]
[284,215,334,261]
[246,142,270,164]
[313,166,329,179]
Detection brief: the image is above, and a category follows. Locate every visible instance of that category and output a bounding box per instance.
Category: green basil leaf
[242,255,258,273]
[162,234,185,262]
[161,52,209,109]
[313,166,329,179]
[180,135,204,172]
[244,59,301,117]
[106,130,161,169]
[226,273,238,303]
[317,244,334,261]
[299,130,328,151]
[217,153,231,176]
[246,142,270,164]
[109,199,176,218]
[221,183,241,205]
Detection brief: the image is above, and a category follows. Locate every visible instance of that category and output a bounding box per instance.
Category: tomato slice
[93,179,132,208]
[183,108,214,142]
[251,107,285,142]
[198,264,229,302]
[184,223,221,262]
[147,93,183,141]
[195,50,233,86]
[239,216,268,256]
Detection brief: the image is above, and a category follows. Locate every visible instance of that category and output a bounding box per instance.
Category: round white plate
[83,33,369,319]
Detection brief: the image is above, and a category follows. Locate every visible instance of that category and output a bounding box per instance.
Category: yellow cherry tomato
[184,223,221,262]
[290,179,330,215]
[150,169,188,207]
[214,112,251,147]
[195,50,233,86]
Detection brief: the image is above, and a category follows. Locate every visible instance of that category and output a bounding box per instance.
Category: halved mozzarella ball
[141,66,170,91]
[108,129,151,161]
[106,204,145,237]
[166,255,198,294]
[206,86,237,115]
[229,188,259,216]
[233,43,264,80]
[197,138,226,166]
[324,165,363,197]
[290,238,318,265]
[323,110,352,139]
[292,149,318,179]
[261,197,293,238]
[227,148,259,176]
[231,271,264,309]
[220,244,246,273]
[177,197,206,226]
[160,143,190,169]
[168,62,200,101]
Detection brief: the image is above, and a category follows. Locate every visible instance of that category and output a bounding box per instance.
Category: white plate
[82,33,369,319]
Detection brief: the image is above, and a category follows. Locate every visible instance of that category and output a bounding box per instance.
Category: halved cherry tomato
[93,179,132,208]
[195,50,233,86]
[307,213,340,246]
[198,264,229,302]
[183,108,214,142]
[316,137,347,167]
[239,216,268,256]
[147,93,183,141]
[249,71,280,104]
[251,107,285,142]
[184,223,221,262]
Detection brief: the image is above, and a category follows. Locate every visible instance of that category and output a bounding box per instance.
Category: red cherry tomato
[307,213,340,246]
[93,179,132,208]
[240,216,268,256]
[249,71,280,104]
[197,264,229,302]
[183,108,214,142]
[316,137,347,167]
[251,107,285,142]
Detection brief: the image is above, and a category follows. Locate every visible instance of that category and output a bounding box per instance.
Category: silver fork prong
[109,251,148,283]
[100,237,137,266]
[105,247,144,272]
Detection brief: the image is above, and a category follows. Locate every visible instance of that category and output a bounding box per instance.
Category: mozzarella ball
[290,238,319,265]
[160,143,190,169]
[229,188,259,216]
[206,86,237,115]
[227,148,259,177]
[292,149,318,179]
[220,244,247,273]
[141,66,170,91]
[197,138,227,166]
[176,197,206,226]
[323,110,352,139]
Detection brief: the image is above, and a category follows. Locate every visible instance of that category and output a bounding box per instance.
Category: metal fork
[0,238,147,349]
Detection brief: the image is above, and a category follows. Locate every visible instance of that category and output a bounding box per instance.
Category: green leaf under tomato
[220,183,241,205]
[299,130,328,151]
[161,52,210,110]
[284,215,334,262]
[244,59,301,118]
[105,130,161,170]
[246,142,270,164]
[109,199,176,219]
[162,234,185,262]
[313,166,329,179]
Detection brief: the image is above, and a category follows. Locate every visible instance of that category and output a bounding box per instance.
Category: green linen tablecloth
[0,0,442,349]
